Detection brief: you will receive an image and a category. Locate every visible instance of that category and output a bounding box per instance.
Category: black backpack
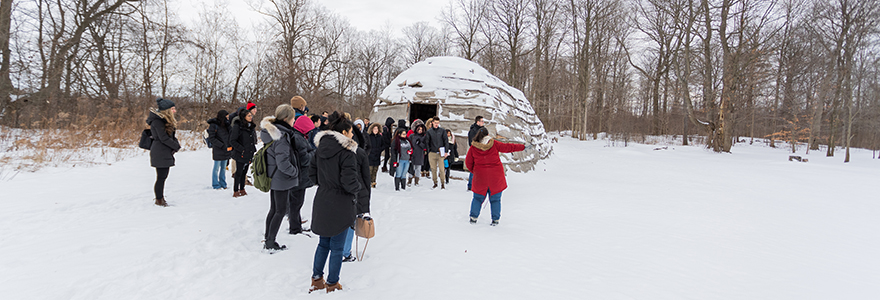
[139,129,153,150]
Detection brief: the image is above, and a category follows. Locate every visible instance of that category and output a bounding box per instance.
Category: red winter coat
[465,138,525,195]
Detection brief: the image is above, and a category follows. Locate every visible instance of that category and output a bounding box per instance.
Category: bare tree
[440,0,488,60]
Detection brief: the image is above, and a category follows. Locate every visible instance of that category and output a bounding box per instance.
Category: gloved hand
[407,149,413,155]
[393,162,399,167]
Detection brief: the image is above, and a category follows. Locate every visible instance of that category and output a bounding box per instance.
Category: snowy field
[1,135,879,299]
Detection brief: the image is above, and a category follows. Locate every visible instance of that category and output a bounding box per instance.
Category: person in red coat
[465,127,531,226]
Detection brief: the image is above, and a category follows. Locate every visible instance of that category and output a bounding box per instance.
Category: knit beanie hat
[157,98,175,111]
[290,96,307,111]
[246,102,256,111]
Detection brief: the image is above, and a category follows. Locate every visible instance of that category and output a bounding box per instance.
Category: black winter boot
[394,178,400,191]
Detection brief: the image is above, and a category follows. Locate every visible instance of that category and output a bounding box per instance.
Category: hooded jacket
[465,136,525,195]
[468,122,484,146]
[382,117,395,149]
[408,123,428,165]
[309,130,361,237]
[260,117,300,191]
[206,117,232,161]
[229,112,257,163]
[366,123,384,166]
[146,110,181,168]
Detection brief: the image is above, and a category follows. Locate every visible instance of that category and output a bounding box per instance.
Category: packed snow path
[1,136,878,299]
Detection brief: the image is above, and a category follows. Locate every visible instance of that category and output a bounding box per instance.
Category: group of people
[144,96,531,293]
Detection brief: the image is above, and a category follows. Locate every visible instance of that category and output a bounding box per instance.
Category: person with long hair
[230,103,258,197]
[465,127,530,226]
[444,129,459,185]
[308,112,361,293]
[389,128,412,191]
[146,98,181,207]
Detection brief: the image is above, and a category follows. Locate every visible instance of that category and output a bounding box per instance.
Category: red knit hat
[246,102,256,111]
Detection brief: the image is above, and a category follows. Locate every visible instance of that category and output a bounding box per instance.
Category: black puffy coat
[355,147,371,215]
[309,131,361,237]
[381,117,394,150]
[468,122,483,146]
[147,111,180,168]
[206,118,232,161]
[366,124,384,166]
[229,116,257,163]
[409,125,428,165]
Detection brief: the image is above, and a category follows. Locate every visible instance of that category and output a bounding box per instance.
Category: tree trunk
[0,0,12,118]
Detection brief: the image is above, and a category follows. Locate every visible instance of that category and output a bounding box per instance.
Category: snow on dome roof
[372,56,552,172]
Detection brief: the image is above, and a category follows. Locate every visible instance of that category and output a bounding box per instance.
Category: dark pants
[233,161,249,192]
[287,188,306,233]
[154,167,169,199]
[382,148,390,168]
[313,230,348,285]
[265,189,290,243]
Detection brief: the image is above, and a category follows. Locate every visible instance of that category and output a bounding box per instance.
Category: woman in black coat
[408,122,428,186]
[207,110,232,189]
[365,123,384,187]
[230,106,257,197]
[444,129,459,185]
[146,98,180,207]
[308,112,361,293]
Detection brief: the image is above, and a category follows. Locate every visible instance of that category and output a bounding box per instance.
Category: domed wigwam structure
[369,56,552,172]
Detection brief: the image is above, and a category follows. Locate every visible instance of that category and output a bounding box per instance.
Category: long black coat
[409,125,428,165]
[229,116,257,163]
[206,118,232,161]
[309,131,361,237]
[366,131,384,166]
[147,111,180,168]
[381,117,394,150]
[355,147,371,215]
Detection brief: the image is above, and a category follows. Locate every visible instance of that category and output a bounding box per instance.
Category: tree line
[0,0,878,160]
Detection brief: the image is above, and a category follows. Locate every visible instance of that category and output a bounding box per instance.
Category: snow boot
[342,255,356,262]
[241,189,248,196]
[232,190,242,198]
[154,198,168,207]
[309,276,326,293]
[469,216,477,224]
[263,241,287,251]
[414,177,420,186]
[491,220,499,226]
[432,183,438,189]
[382,166,388,172]
[394,178,400,191]
[326,282,342,293]
[407,177,413,186]
[400,178,406,190]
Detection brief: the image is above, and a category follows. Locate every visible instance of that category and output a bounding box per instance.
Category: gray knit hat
[157,98,175,111]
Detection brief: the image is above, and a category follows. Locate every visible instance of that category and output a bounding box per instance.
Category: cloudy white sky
[178,0,446,36]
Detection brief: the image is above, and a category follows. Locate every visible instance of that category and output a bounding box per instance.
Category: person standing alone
[465,127,529,226]
[147,98,181,207]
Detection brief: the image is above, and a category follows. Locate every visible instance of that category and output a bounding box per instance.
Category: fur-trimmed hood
[259,116,292,143]
[471,136,494,151]
[314,130,358,158]
[367,123,382,135]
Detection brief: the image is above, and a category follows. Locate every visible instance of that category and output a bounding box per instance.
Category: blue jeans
[395,160,410,178]
[313,230,348,284]
[343,227,354,257]
[212,160,228,189]
[470,189,502,221]
[468,172,473,190]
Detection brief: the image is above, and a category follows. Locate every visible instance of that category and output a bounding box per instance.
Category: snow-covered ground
[1,135,879,299]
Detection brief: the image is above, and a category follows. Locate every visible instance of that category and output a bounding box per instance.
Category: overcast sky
[177,0,446,36]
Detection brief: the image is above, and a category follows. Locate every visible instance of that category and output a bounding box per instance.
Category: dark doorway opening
[409,103,437,125]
